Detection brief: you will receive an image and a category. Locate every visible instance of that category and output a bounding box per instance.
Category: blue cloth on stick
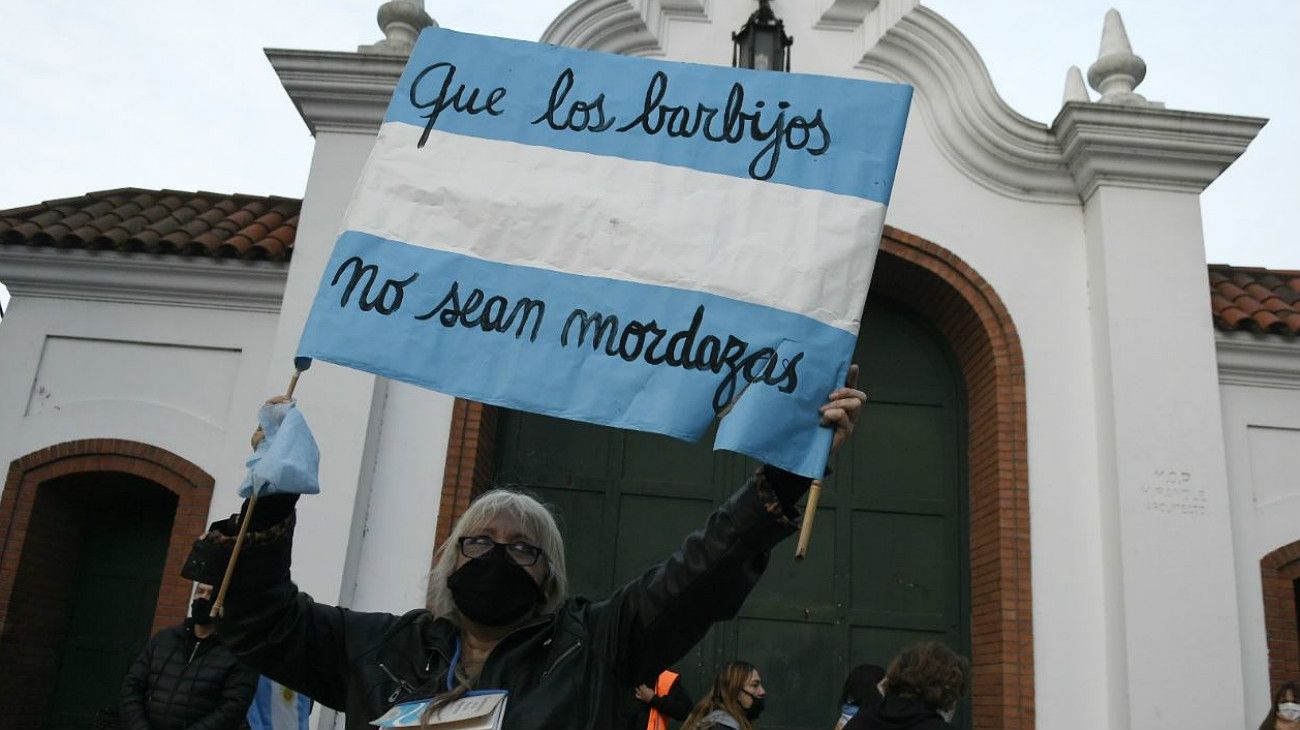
[238,402,320,498]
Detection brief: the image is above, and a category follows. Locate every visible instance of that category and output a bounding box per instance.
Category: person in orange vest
[627,669,694,730]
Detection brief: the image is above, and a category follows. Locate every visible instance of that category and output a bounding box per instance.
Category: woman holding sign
[183,370,863,730]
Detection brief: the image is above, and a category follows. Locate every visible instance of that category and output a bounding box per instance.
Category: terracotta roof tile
[3,188,1294,337]
[0,188,299,262]
[1209,264,1300,336]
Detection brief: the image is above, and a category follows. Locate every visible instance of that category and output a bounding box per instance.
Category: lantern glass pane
[754,30,779,71]
[733,29,751,69]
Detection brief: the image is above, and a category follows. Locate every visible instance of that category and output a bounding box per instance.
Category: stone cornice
[1216,331,1300,390]
[815,0,879,32]
[857,6,1079,203]
[265,48,408,136]
[0,247,287,313]
[1053,103,1268,202]
[540,0,709,56]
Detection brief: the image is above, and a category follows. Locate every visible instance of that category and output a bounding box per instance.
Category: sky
[0,0,1295,289]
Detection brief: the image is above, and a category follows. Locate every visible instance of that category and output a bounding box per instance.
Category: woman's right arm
[593,370,864,683]
[184,494,398,711]
[590,465,808,684]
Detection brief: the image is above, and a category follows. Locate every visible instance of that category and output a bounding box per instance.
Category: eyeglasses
[457,536,545,567]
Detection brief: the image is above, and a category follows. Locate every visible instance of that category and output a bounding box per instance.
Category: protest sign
[297,28,911,477]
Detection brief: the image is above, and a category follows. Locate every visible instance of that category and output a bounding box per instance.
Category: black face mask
[743,691,766,720]
[191,597,214,626]
[448,544,543,627]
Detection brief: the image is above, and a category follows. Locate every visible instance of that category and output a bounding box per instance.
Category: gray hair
[426,488,568,622]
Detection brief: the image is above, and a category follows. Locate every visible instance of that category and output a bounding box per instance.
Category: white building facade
[0,2,1296,729]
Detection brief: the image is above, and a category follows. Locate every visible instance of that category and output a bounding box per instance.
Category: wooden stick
[794,480,822,560]
[286,368,303,399]
[795,365,860,562]
[211,366,306,619]
[210,492,256,619]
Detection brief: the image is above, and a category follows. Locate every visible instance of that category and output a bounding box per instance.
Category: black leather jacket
[198,467,805,730]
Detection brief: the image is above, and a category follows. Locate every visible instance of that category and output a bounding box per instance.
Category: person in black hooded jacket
[835,663,885,730]
[622,670,694,730]
[844,642,969,730]
[119,582,259,730]
[182,373,865,730]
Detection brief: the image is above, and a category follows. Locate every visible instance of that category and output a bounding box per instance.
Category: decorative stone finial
[358,0,436,56]
[1063,65,1091,104]
[1086,9,1151,106]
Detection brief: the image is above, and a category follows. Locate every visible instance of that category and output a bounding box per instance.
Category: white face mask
[1279,702,1300,721]
[939,707,956,724]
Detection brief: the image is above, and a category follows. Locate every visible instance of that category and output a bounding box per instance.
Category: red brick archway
[0,439,214,725]
[872,227,1032,730]
[434,226,1033,729]
[1261,539,1300,692]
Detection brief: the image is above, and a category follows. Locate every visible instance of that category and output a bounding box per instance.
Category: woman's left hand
[821,364,865,456]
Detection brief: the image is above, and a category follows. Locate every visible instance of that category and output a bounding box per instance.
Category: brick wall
[0,440,214,726]
[0,487,87,726]
[432,227,1034,729]
[1261,540,1300,693]
[433,399,500,548]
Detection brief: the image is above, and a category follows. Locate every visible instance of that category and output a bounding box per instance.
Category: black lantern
[732,0,792,72]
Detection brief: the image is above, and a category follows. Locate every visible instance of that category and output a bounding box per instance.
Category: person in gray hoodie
[681,661,767,730]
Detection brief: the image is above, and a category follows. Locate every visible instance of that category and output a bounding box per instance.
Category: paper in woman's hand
[372,690,508,729]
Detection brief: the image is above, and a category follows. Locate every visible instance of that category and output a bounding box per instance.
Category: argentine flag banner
[297,28,911,477]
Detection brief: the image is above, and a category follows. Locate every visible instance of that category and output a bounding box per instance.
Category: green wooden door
[495,300,969,730]
[42,475,176,730]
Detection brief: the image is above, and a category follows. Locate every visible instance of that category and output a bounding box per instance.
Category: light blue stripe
[297,232,856,477]
[381,28,912,203]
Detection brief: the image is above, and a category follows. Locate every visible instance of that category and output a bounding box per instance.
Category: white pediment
[539,1,1261,204]
[541,0,1078,201]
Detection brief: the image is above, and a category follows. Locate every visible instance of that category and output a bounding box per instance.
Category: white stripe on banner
[344,122,886,334]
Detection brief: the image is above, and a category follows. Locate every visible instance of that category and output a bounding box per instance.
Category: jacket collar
[702,710,742,729]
